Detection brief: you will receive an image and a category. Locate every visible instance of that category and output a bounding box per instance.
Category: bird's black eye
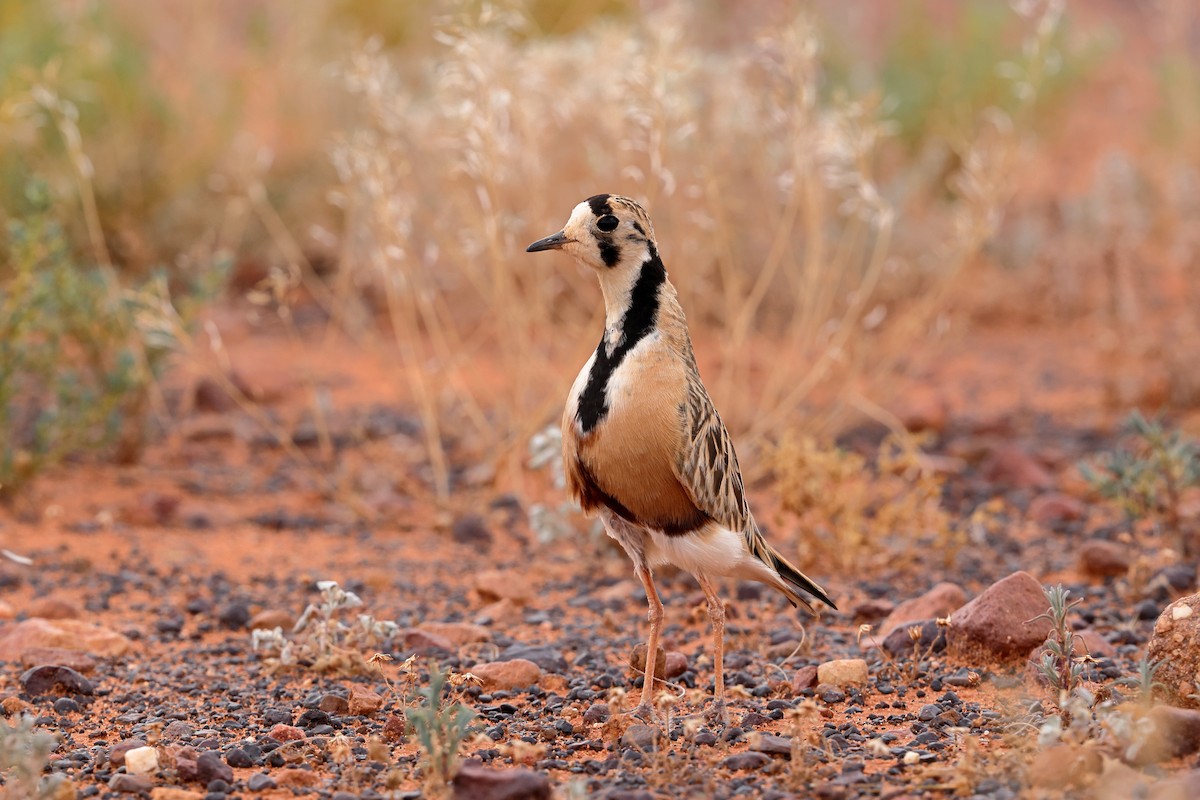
[597,215,619,232]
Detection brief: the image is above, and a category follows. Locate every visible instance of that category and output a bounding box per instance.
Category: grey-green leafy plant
[408,665,476,792]
[1117,656,1166,706]
[1078,411,1200,551]
[1033,584,1087,712]
[0,715,67,800]
[0,180,178,499]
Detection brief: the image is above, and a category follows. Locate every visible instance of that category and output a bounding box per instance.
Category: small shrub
[251,580,398,674]
[1032,584,1087,714]
[408,665,476,795]
[0,715,68,800]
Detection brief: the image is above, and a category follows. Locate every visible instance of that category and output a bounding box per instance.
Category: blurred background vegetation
[1,0,1198,502]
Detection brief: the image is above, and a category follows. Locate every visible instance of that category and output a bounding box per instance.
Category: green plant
[0,715,68,800]
[407,665,476,795]
[0,181,175,498]
[251,580,399,674]
[1078,410,1200,552]
[1033,585,1087,714]
[1117,656,1166,706]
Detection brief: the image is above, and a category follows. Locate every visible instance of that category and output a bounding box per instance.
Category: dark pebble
[226,747,255,768]
[820,688,846,704]
[53,697,81,714]
[248,773,277,791]
[217,601,251,629]
[722,751,770,770]
[197,750,234,784]
[20,665,93,697]
[1136,600,1160,621]
[207,779,231,793]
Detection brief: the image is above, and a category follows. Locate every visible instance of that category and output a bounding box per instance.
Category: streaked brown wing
[673,370,753,535]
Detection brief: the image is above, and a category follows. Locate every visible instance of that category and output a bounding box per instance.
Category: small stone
[818,686,846,704]
[403,628,454,653]
[722,751,770,770]
[25,598,81,620]
[473,571,531,605]
[217,602,251,630]
[878,583,966,638]
[268,723,305,742]
[469,659,543,691]
[1,696,32,715]
[151,789,203,800]
[882,619,949,656]
[749,733,793,757]
[499,644,567,673]
[162,721,193,740]
[1027,744,1101,789]
[53,697,80,714]
[196,750,233,784]
[109,739,148,767]
[275,768,321,788]
[583,703,610,723]
[621,724,663,752]
[348,685,384,716]
[663,651,688,679]
[382,712,407,742]
[1028,493,1086,525]
[418,621,491,646]
[1125,705,1200,765]
[318,693,349,714]
[947,571,1055,661]
[1147,593,1200,709]
[17,648,96,672]
[1078,539,1131,579]
[110,774,152,794]
[124,746,159,775]
[451,514,493,547]
[20,665,93,697]
[792,665,818,692]
[247,774,277,792]
[983,445,1053,489]
[817,659,868,687]
[630,643,666,681]
[225,747,255,768]
[248,609,295,631]
[451,762,551,800]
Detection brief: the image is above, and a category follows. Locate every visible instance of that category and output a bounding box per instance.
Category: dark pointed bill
[526,231,570,252]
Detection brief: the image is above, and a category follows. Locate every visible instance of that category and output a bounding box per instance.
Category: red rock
[1029,492,1086,524]
[19,648,97,672]
[663,651,688,679]
[1078,539,1131,579]
[1027,743,1101,789]
[792,665,818,692]
[1125,705,1200,765]
[851,598,895,623]
[1147,593,1200,709]
[348,685,384,716]
[947,571,1055,661]
[25,598,80,620]
[630,643,666,681]
[879,583,966,638]
[318,694,349,714]
[452,762,551,800]
[418,621,491,646]
[268,723,305,742]
[473,571,531,604]
[403,628,454,653]
[983,445,1054,490]
[469,659,542,691]
[817,659,868,687]
[0,619,131,661]
[382,712,407,742]
[109,739,148,767]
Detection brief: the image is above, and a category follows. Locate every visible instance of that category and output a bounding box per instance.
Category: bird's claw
[705,699,728,728]
[627,702,663,727]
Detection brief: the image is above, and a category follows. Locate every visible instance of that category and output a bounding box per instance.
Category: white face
[526,195,657,272]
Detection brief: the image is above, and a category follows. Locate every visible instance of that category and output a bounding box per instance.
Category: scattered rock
[451,761,551,800]
[630,643,666,681]
[1147,593,1200,709]
[225,747,255,768]
[247,773,277,792]
[0,618,132,660]
[318,693,349,714]
[947,571,1054,661]
[851,598,895,622]
[109,774,152,794]
[1125,705,1200,765]
[451,514,493,547]
[248,609,295,631]
[983,445,1054,490]
[722,751,771,770]
[124,746,159,775]
[348,685,384,716]
[418,621,491,646]
[268,723,305,742]
[150,789,202,800]
[1079,539,1131,579]
[109,739,148,767]
[792,665,818,692]
[1027,743,1101,789]
[469,659,543,691]
[583,703,610,723]
[749,733,793,757]
[621,724,663,753]
[19,665,94,696]
[499,645,567,673]
[1029,492,1086,525]
[817,659,868,687]
[382,712,407,742]
[473,571,531,605]
[17,647,96,672]
[882,618,949,656]
[879,583,966,638]
[217,601,251,629]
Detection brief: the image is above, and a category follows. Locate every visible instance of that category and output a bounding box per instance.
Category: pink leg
[696,573,727,726]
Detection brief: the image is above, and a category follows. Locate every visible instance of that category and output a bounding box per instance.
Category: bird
[526,194,836,725]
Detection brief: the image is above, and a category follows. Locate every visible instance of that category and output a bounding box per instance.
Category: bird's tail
[761,540,837,614]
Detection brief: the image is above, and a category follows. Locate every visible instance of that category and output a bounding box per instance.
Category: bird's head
[526,194,657,272]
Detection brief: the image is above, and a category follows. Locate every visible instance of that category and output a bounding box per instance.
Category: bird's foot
[705,698,728,728]
[626,702,664,727]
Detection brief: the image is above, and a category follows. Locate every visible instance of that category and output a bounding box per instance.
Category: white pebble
[124,746,158,775]
[1172,604,1194,621]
